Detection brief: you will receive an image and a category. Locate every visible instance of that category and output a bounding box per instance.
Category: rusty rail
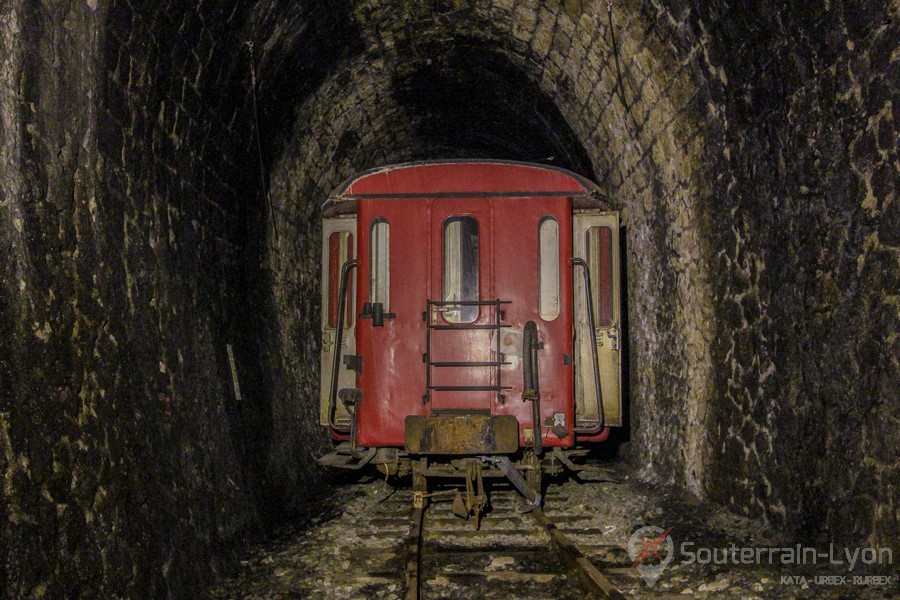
[405,491,625,599]
[532,507,625,599]
[405,506,424,600]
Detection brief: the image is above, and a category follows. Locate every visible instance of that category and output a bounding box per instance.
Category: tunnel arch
[261,0,716,501]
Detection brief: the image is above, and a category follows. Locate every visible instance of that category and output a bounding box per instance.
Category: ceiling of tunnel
[236,0,650,182]
[389,39,596,177]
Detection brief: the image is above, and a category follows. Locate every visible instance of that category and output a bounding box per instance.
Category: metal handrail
[328,258,358,433]
[571,258,605,433]
[523,320,543,456]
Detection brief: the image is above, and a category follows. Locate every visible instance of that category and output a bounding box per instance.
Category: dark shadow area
[0,275,11,594]
[392,38,597,181]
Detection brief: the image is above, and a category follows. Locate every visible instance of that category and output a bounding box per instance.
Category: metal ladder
[422,299,512,405]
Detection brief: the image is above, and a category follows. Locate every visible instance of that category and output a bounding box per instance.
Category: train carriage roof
[322,160,609,217]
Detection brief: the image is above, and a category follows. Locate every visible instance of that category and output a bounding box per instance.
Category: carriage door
[573,212,622,427]
[426,200,496,413]
[319,218,356,426]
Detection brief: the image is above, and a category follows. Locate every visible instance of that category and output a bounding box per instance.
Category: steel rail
[405,507,425,600]
[532,507,626,599]
[405,493,625,599]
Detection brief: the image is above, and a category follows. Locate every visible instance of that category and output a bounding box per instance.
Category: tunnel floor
[206,461,896,599]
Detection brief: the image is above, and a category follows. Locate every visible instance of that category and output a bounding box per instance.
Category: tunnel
[0,0,896,597]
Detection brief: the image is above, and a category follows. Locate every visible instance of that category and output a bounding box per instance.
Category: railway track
[206,479,647,598]
[404,485,632,599]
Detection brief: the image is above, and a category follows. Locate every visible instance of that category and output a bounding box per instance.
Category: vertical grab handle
[329,258,358,433]
[523,321,543,456]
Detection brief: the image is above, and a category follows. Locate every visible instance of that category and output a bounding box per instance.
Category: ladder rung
[430,324,506,330]
[430,361,508,367]
[428,385,513,392]
[428,300,511,306]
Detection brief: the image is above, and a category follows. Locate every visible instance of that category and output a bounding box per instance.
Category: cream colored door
[573,212,622,427]
[319,217,357,426]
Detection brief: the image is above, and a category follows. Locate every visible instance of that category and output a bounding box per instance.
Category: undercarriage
[318,442,613,526]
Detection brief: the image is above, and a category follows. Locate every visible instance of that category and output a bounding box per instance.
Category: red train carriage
[318,160,622,518]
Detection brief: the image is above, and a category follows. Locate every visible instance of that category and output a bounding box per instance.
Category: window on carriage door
[586,225,614,327]
[369,218,390,311]
[442,216,479,323]
[538,216,560,321]
[327,231,354,329]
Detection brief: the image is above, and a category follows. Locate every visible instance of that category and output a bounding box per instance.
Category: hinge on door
[608,328,619,350]
[343,354,363,374]
[322,330,335,353]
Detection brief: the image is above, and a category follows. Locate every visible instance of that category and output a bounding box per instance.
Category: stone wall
[1,1,282,596]
[692,2,898,547]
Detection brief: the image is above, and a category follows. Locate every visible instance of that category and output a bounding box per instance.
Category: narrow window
[443,216,479,323]
[586,226,614,327]
[538,217,560,321]
[327,231,354,329]
[370,218,390,310]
